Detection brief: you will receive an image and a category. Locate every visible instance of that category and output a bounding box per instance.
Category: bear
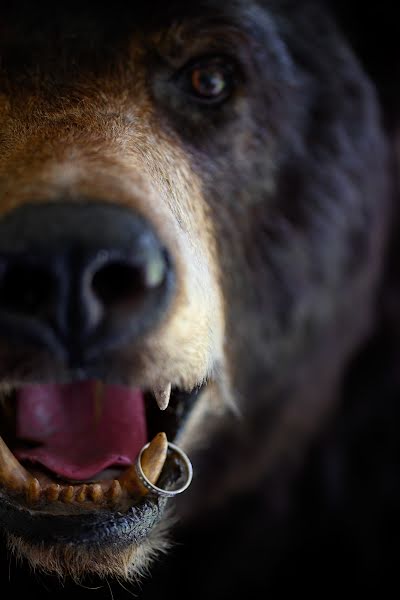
[0,1,397,597]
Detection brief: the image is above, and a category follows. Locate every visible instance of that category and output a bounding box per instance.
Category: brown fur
[0,0,392,589]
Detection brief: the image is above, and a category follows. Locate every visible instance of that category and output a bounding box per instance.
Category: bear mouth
[0,380,203,547]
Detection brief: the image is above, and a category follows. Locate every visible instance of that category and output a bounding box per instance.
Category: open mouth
[0,380,202,548]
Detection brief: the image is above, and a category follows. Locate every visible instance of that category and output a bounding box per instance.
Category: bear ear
[328,1,400,127]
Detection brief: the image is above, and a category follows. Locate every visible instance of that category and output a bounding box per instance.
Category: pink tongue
[15,382,147,480]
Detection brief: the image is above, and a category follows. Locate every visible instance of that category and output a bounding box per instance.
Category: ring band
[135,442,193,498]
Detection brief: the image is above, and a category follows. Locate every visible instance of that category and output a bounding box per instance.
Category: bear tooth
[61,485,74,503]
[90,483,103,503]
[26,478,41,503]
[141,432,168,484]
[118,465,141,496]
[119,432,168,495]
[46,483,61,502]
[0,436,32,491]
[153,384,171,411]
[108,479,122,503]
[76,484,88,503]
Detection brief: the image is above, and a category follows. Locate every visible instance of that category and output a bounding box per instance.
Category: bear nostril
[90,249,167,310]
[91,261,148,308]
[0,263,57,316]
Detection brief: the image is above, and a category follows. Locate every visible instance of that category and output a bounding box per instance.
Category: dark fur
[0,1,398,597]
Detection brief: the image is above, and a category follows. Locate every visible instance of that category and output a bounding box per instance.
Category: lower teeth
[0,432,169,507]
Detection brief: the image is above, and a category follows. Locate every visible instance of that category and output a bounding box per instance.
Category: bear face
[0,0,391,587]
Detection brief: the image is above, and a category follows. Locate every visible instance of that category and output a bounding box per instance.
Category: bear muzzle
[0,201,206,549]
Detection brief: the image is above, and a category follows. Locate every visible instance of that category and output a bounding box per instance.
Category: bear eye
[181,57,237,104]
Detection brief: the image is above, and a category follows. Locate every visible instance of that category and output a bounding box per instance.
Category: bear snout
[0,201,175,366]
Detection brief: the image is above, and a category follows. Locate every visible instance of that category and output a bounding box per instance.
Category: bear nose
[0,202,174,364]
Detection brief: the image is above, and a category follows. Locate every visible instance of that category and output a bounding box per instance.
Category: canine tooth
[0,436,32,491]
[119,432,168,495]
[46,483,61,502]
[141,432,168,484]
[76,484,88,503]
[153,384,171,411]
[118,466,141,496]
[26,478,41,503]
[89,483,103,503]
[61,485,74,503]
[108,479,122,503]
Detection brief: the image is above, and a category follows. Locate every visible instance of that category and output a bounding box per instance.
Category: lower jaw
[0,442,185,548]
[0,478,169,549]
